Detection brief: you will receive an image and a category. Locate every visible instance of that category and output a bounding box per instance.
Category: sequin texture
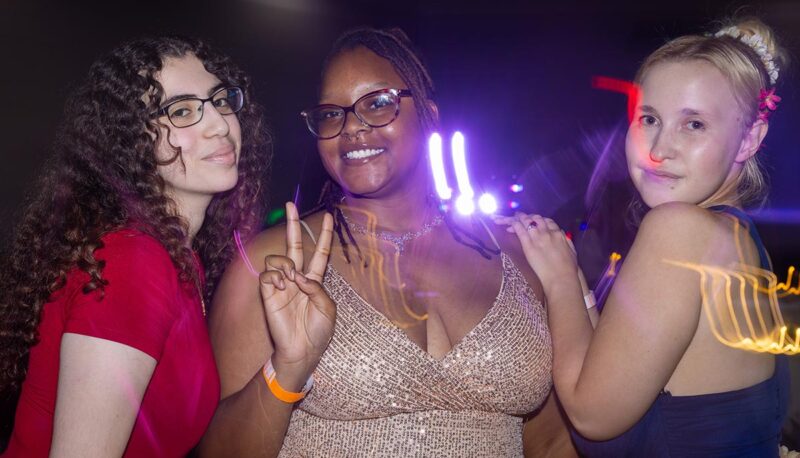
[279,253,552,457]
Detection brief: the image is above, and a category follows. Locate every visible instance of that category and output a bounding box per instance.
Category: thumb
[295,272,336,319]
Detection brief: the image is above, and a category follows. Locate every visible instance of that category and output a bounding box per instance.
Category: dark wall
[1,0,798,275]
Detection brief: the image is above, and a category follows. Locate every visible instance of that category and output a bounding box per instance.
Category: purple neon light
[451,132,474,199]
[478,193,498,214]
[455,194,475,215]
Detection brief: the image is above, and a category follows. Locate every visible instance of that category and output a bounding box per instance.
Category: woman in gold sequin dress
[200,28,575,457]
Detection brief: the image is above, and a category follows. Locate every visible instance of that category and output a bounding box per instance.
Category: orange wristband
[262,360,313,403]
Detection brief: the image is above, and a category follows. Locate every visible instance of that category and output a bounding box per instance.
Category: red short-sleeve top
[4,229,220,457]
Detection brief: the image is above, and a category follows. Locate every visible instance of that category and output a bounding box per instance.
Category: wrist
[540,270,581,298]
[269,356,315,392]
[262,358,314,403]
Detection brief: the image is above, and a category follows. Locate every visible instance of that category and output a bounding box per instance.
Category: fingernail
[290,268,296,280]
[296,272,308,283]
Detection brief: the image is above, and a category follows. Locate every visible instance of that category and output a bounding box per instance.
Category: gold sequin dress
[279,253,552,457]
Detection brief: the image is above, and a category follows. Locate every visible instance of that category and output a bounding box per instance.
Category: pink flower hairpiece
[757,88,781,121]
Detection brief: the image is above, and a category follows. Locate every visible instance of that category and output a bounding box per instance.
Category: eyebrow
[637,105,706,117]
[319,82,392,102]
[680,108,704,116]
[160,82,226,107]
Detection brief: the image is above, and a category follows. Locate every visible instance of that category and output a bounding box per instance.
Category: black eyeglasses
[155,86,244,128]
[300,88,412,139]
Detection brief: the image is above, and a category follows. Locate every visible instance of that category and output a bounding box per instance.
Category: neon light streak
[607,252,622,277]
[428,133,452,200]
[477,193,498,214]
[666,259,800,355]
[664,218,800,355]
[451,131,474,200]
[591,75,641,122]
[455,194,475,215]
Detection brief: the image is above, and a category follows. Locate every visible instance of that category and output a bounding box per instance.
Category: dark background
[1,0,798,279]
[1,0,799,447]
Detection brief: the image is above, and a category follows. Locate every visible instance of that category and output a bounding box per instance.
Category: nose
[339,109,370,140]
[201,101,231,137]
[648,130,675,163]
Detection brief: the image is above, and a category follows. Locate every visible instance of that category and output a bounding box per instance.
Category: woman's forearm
[198,371,295,458]
[543,275,594,426]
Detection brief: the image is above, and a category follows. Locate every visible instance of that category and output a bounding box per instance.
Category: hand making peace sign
[259,202,336,387]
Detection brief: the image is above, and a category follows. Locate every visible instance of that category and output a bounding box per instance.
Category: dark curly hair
[0,35,271,433]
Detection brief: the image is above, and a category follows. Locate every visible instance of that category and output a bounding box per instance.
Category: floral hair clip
[757,88,781,121]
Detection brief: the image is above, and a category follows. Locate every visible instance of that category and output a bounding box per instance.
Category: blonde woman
[502,18,790,456]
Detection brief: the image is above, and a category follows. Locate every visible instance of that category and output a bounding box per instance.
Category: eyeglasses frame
[300,88,413,139]
[154,86,244,128]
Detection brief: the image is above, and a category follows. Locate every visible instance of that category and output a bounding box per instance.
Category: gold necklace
[195,281,207,317]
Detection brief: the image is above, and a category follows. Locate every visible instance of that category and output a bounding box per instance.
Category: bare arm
[508,204,722,439]
[50,333,156,457]
[199,204,335,457]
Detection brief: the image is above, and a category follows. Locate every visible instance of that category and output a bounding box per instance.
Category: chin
[212,175,240,194]
[336,175,392,197]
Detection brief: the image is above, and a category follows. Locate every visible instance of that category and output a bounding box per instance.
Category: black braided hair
[313,27,498,262]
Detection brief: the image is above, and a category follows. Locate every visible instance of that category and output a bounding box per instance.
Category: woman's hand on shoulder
[258,202,336,391]
[494,213,579,294]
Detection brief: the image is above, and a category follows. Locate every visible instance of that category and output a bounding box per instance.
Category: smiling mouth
[343,148,385,160]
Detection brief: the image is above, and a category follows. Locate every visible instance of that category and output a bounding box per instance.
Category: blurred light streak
[750,208,800,225]
[607,252,622,277]
[478,193,498,214]
[665,219,800,355]
[455,194,475,215]
[451,131,474,200]
[591,75,640,122]
[428,133,452,200]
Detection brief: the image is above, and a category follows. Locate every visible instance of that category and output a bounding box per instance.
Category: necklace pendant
[340,210,444,256]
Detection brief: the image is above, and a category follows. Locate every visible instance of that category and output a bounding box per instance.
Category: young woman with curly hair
[0,35,270,457]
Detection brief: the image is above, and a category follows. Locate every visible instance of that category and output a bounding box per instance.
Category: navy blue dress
[572,206,790,457]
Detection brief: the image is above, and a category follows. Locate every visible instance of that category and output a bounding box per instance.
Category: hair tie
[714,26,779,85]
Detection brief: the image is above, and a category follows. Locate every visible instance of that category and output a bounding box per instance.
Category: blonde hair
[634,18,788,208]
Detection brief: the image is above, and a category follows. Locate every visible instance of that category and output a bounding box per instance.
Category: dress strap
[299,219,318,245]
[708,205,771,270]
[233,220,318,279]
[478,218,502,252]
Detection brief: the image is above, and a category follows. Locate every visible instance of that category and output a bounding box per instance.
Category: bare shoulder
[640,201,717,231]
[484,218,546,297]
[248,209,328,259]
[635,202,737,265]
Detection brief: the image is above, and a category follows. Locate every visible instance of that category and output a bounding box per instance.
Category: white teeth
[345,148,384,160]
